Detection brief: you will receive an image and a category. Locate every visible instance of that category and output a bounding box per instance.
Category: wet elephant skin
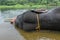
[15,7,60,31]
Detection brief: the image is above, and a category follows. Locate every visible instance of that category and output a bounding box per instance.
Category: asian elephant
[15,7,60,31]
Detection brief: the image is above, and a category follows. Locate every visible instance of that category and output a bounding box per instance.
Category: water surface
[0,9,60,40]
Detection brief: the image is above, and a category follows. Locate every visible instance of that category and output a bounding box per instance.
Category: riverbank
[0,5,45,9]
[0,4,55,10]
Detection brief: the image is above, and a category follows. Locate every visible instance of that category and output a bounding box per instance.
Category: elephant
[15,7,60,31]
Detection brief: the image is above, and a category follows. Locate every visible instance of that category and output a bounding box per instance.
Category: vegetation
[0,0,60,9]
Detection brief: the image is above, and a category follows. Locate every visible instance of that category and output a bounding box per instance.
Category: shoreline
[0,5,56,10]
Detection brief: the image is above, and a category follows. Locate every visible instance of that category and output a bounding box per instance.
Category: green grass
[0,4,47,10]
[0,4,59,10]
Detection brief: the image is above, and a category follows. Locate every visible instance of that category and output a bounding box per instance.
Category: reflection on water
[16,27,60,40]
[0,10,60,40]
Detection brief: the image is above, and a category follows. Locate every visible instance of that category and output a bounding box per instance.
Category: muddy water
[0,10,60,40]
[16,27,60,40]
[0,23,60,40]
[0,23,25,40]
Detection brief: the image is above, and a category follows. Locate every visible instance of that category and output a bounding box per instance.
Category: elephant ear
[31,9,48,14]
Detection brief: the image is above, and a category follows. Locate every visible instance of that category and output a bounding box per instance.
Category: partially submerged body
[10,7,60,31]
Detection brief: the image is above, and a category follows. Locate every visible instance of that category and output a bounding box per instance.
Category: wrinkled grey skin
[15,7,60,31]
[15,10,39,31]
[40,7,60,31]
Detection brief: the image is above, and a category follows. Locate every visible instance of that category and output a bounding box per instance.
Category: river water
[0,9,60,40]
[0,10,27,24]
